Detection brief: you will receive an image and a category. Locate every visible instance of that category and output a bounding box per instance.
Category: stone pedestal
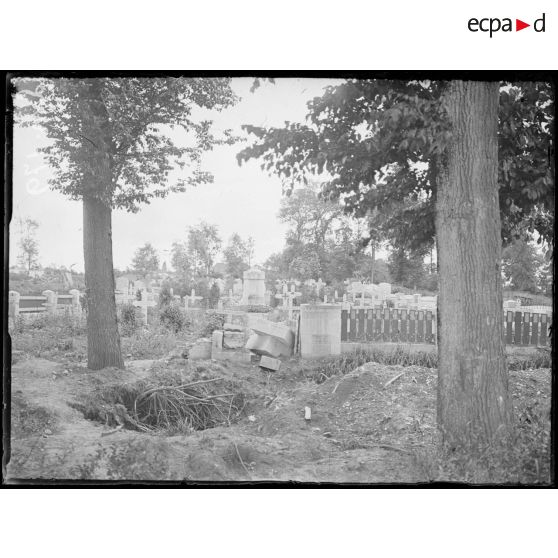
[300,304,341,358]
[9,291,20,318]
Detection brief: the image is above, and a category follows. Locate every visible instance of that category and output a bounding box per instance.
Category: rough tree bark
[436,81,512,449]
[83,195,124,369]
[80,79,124,370]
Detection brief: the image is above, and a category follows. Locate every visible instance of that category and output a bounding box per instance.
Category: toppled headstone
[259,355,281,371]
[246,333,292,358]
[250,319,294,346]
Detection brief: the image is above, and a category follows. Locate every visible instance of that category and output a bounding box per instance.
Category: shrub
[158,283,174,308]
[198,311,225,338]
[119,302,139,336]
[208,283,221,309]
[159,303,187,333]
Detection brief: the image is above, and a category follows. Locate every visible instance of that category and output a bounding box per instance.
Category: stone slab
[249,319,294,346]
[223,331,246,349]
[189,338,212,360]
[245,333,292,358]
[259,355,281,371]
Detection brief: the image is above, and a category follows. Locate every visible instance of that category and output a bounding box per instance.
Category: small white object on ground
[305,406,311,421]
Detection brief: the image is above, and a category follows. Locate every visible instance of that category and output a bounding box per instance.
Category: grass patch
[414,402,551,484]
[507,349,552,370]
[297,347,438,384]
[10,313,87,358]
[121,328,183,359]
[296,346,550,384]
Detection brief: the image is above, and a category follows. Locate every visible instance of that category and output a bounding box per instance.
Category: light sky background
[11,78,345,272]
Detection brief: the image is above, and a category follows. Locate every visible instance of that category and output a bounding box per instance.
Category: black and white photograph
[3,74,554,485]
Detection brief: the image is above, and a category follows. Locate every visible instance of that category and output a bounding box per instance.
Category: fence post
[42,290,57,314]
[9,290,20,318]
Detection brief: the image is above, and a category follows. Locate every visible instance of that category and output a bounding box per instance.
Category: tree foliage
[15,77,239,209]
[223,233,251,278]
[502,239,543,293]
[131,242,160,278]
[278,182,342,247]
[17,217,40,275]
[14,77,239,370]
[238,79,554,251]
[187,222,222,277]
[387,247,427,289]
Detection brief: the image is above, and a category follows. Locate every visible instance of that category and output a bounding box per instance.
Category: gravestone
[241,267,266,306]
[300,304,341,358]
[233,278,244,297]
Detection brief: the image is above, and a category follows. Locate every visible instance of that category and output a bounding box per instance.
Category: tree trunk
[83,195,124,370]
[436,81,511,449]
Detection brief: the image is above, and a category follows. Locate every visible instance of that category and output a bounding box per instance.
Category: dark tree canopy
[238,79,554,251]
[15,77,238,211]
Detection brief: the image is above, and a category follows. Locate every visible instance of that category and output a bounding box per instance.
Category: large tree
[16,77,237,369]
[501,239,543,293]
[437,81,512,448]
[131,242,160,278]
[238,80,554,252]
[238,78,553,450]
[187,222,222,278]
[17,217,40,275]
[223,233,250,278]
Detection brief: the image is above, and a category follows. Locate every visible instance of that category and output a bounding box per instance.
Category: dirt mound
[6,356,551,483]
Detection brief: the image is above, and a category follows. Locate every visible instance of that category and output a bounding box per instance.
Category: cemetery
[7,263,552,483]
[6,76,553,485]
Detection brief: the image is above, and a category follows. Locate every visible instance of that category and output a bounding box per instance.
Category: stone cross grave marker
[275,283,301,319]
[183,289,203,311]
[134,289,157,326]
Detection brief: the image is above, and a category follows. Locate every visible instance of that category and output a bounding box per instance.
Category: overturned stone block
[259,355,281,371]
[250,319,294,346]
[246,333,292,358]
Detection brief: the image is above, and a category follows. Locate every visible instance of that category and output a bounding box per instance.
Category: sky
[10,78,344,272]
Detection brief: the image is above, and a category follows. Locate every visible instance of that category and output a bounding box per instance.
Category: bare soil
[5,352,551,483]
